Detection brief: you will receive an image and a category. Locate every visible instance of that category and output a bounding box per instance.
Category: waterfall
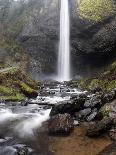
[57,0,70,81]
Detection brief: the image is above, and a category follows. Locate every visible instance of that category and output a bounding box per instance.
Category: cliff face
[2,0,116,79]
[19,0,60,79]
[70,0,116,77]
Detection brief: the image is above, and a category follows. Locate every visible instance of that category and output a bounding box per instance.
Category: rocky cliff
[1,0,116,79]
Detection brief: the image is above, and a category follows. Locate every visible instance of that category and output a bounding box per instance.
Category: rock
[109,127,116,141]
[84,93,103,108]
[73,120,79,126]
[102,91,116,103]
[70,93,87,101]
[98,103,112,119]
[75,108,91,120]
[91,86,103,94]
[86,110,98,122]
[17,82,38,98]
[16,146,28,155]
[97,142,116,155]
[86,117,114,137]
[48,113,74,135]
[50,100,84,116]
[50,94,86,116]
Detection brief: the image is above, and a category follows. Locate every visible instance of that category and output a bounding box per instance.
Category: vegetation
[0,67,38,101]
[77,0,116,21]
[72,61,116,92]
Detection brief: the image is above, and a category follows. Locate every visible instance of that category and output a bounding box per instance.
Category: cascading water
[58,0,70,81]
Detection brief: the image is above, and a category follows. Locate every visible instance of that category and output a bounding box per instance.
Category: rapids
[0,82,83,155]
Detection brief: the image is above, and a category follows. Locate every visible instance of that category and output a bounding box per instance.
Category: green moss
[99,104,111,118]
[18,82,37,94]
[74,61,116,92]
[0,67,38,101]
[0,94,25,102]
[0,86,14,95]
[67,79,83,87]
[77,0,116,21]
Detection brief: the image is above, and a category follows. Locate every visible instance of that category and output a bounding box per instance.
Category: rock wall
[19,0,116,79]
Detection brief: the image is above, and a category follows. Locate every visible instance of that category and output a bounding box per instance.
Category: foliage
[78,0,116,21]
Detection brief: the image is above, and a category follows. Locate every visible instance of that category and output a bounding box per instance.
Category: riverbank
[50,123,112,155]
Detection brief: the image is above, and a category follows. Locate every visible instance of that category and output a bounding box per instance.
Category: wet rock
[71,93,87,101]
[50,101,83,116]
[50,94,86,116]
[48,113,74,135]
[91,86,103,94]
[75,108,91,120]
[14,144,34,155]
[84,93,103,109]
[86,110,98,122]
[73,120,79,126]
[86,117,114,137]
[102,91,116,103]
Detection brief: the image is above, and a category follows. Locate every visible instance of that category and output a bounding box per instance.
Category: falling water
[58,0,70,81]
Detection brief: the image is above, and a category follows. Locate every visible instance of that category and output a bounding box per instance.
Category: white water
[58,0,70,81]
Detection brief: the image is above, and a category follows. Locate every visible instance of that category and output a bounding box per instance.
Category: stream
[0,82,84,155]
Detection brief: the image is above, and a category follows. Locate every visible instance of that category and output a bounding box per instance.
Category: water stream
[58,0,70,81]
[0,82,83,155]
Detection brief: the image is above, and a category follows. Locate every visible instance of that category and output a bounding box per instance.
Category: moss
[16,82,38,98]
[77,0,116,21]
[0,67,38,101]
[67,79,83,87]
[75,61,116,92]
[0,85,14,95]
[0,94,25,102]
[99,104,111,118]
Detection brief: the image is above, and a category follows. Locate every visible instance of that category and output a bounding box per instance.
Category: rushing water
[0,82,84,154]
[58,0,70,81]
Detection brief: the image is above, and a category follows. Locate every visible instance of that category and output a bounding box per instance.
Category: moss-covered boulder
[99,104,112,118]
[16,82,38,98]
[0,67,38,101]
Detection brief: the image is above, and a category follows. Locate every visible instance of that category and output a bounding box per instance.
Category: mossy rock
[99,103,112,118]
[0,67,38,101]
[17,82,38,98]
[77,0,116,21]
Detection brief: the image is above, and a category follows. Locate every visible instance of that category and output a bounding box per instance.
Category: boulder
[48,113,74,135]
[91,86,103,94]
[84,93,103,108]
[102,91,116,103]
[50,94,86,116]
[50,101,84,116]
[75,108,91,120]
[86,109,98,122]
[86,117,114,137]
